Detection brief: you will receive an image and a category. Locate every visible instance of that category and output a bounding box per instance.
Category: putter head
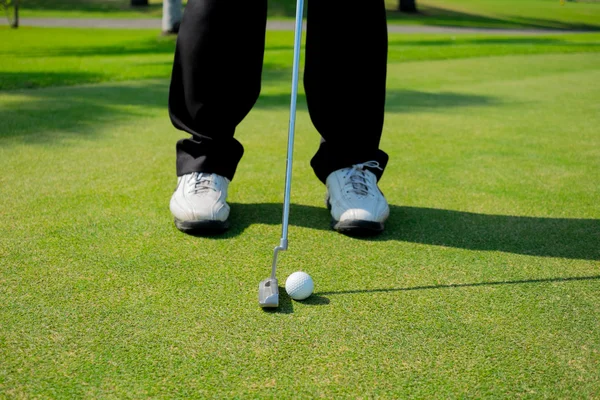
[258,278,279,308]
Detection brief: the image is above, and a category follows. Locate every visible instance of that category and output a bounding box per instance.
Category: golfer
[168,0,390,235]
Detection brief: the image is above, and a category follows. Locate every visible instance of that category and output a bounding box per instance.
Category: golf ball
[285,271,314,301]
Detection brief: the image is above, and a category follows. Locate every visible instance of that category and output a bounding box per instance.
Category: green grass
[386,0,600,30]
[16,0,306,19]
[18,0,167,18]
[2,27,600,91]
[16,0,600,30]
[1,27,599,397]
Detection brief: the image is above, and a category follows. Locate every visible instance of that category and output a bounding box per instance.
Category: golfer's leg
[304,0,388,183]
[169,0,268,180]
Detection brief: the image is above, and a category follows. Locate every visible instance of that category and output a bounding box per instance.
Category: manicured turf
[1,27,599,397]
[15,0,306,19]
[15,0,600,30]
[2,27,600,91]
[17,0,166,19]
[386,0,600,30]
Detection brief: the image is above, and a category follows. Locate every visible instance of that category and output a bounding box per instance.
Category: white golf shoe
[325,161,390,235]
[170,172,230,233]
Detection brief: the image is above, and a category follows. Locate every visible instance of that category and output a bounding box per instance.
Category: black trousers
[169,0,389,183]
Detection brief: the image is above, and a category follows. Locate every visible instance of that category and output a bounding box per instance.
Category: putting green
[0,32,599,397]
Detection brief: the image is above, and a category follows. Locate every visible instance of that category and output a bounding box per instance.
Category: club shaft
[281,0,304,243]
[270,0,304,280]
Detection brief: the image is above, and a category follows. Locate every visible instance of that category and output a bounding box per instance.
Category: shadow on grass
[255,89,496,111]
[388,36,598,47]
[2,37,293,59]
[6,37,178,58]
[262,290,330,314]
[0,80,169,143]
[0,79,495,144]
[0,71,107,91]
[502,14,600,32]
[264,0,600,30]
[10,34,597,63]
[387,5,600,31]
[216,203,600,261]
[317,275,600,296]
[16,0,600,30]
[261,290,295,314]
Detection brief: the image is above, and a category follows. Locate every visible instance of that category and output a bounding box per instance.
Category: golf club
[258,0,305,308]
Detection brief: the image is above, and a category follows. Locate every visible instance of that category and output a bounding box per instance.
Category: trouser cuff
[310,145,389,184]
[175,137,244,181]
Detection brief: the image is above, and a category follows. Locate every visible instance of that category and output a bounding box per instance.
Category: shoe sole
[174,218,230,235]
[326,198,385,236]
[331,219,384,236]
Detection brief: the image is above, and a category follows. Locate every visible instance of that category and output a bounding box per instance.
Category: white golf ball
[285,271,314,301]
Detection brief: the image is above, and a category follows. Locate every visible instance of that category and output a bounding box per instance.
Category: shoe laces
[344,161,382,197]
[190,172,218,194]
